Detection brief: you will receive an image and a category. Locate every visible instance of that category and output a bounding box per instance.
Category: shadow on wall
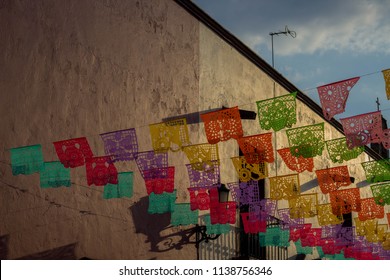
[129,196,197,253]
[0,235,9,260]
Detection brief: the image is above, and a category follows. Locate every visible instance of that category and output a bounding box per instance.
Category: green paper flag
[10,144,44,175]
[171,203,198,226]
[325,137,364,164]
[203,215,230,235]
[40,161,71,188]
[103,172,134,199]
[286,123,325,158]
[361,160,390,183]
[148,191,176,214]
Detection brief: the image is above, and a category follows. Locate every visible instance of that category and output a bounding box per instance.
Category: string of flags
[6,69,390,260]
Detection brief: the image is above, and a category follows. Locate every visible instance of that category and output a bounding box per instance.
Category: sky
[193,0,390,122]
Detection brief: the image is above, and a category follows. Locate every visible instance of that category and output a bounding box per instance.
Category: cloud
[194,0,390,56]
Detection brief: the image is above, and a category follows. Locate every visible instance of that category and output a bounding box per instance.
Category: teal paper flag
[295,240,313,255]
[259,226,290,247]
[10,144,44,175]
[148,191,176,214]
[40,161,71,188]
[103,172,134,199]
[203,215,230,235]
[171,203,198,226]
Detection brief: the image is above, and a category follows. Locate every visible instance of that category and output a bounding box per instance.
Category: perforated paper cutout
[316,204,343,226]
[200,106,243,144]
[100,129,138,162]
[361,159,390,183]
[354,218,377,237]
[340,111,383,149]
[370,182,390,206]
[103,172,133,199]
[325,137,364,164]
[85,156,118,186]
[203,214,231,235]
[317,77,360,120]
[143,167,175,195]
[259,226,290,247]
[321,224,342,239]
[383,69,390,100]
[226,180,260,206]
[294,240,313,255]
[256,92,297,131]
[318,238,342,255]
[182,143,219,171]
[365,224,388,243]
[277,148,314,173]
[210,202,236,225]
[135,151,168,179]
[315,166,352,194]
[269,174,300,200]
[329,188,361,215]
[382,128,390,149]
[237,133,274,164]
[277,208,304,230]
[53,137,93,168]
[241,212,267,234]
[188,187,210,211]
[335,226,355,247]
[40,161,71,188]
[149,118,190,153]
[231,156,268,182]
[171,204,198,226]
[248,199,277,222]
[10,144,44,175]
[286,123,325,158]
[186,161,220,188]
[300,228,322,247]
[289,224,312,242]
[288,193,317,219]
[148,191,176,214]
[358,198,384,221]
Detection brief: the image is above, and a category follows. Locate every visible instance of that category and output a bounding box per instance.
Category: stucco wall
[0,0,199,259]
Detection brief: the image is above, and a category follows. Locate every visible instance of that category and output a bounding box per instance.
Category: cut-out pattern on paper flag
[249,199,277,222]
[241,212,267,234]
[321,224,342,239]
[236,133,274,164]
[315,166,352,194]
[383,69,390,100]
[335,226,354,247]
[256,92,297,132]
[300,228,322,247]
[200,106,243,144]
[329,188,361,215]
[317,77,360,120]
[148,191,176,214]
[340,111,383,149]
[358,198,384,221]
[316,204,343,226]
[231,156,268,182]
[143,167,175,195]
[365,224,388,243]
[318,238,343,256]
[182,143,219,171]
[149,118,190,153]
[100,129,138,162]
[85,156,118,186]
[294,240,313,255]
[210,202,236,225]
[203,214,231,235]
[325,137,364,164]
[277,208,304,230]
[186,161,220,188]
[103,172,133,199]
[286,123,325,158]
[259,226,290,247]
[226,180,260,206]
[40,161,71,188]
[188,187,210,211]
[277,148,314,173]
[361,159,390,183]
[354,218,377,237]
[269,174,300,200]
[382,128,390,149]
[288,193,317,219]
[289,224,312,242]
[370,182,390,206]
[135,151,168,179]
[171,204,198,226]
[10,144,44,175]
[53,137,93,168]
